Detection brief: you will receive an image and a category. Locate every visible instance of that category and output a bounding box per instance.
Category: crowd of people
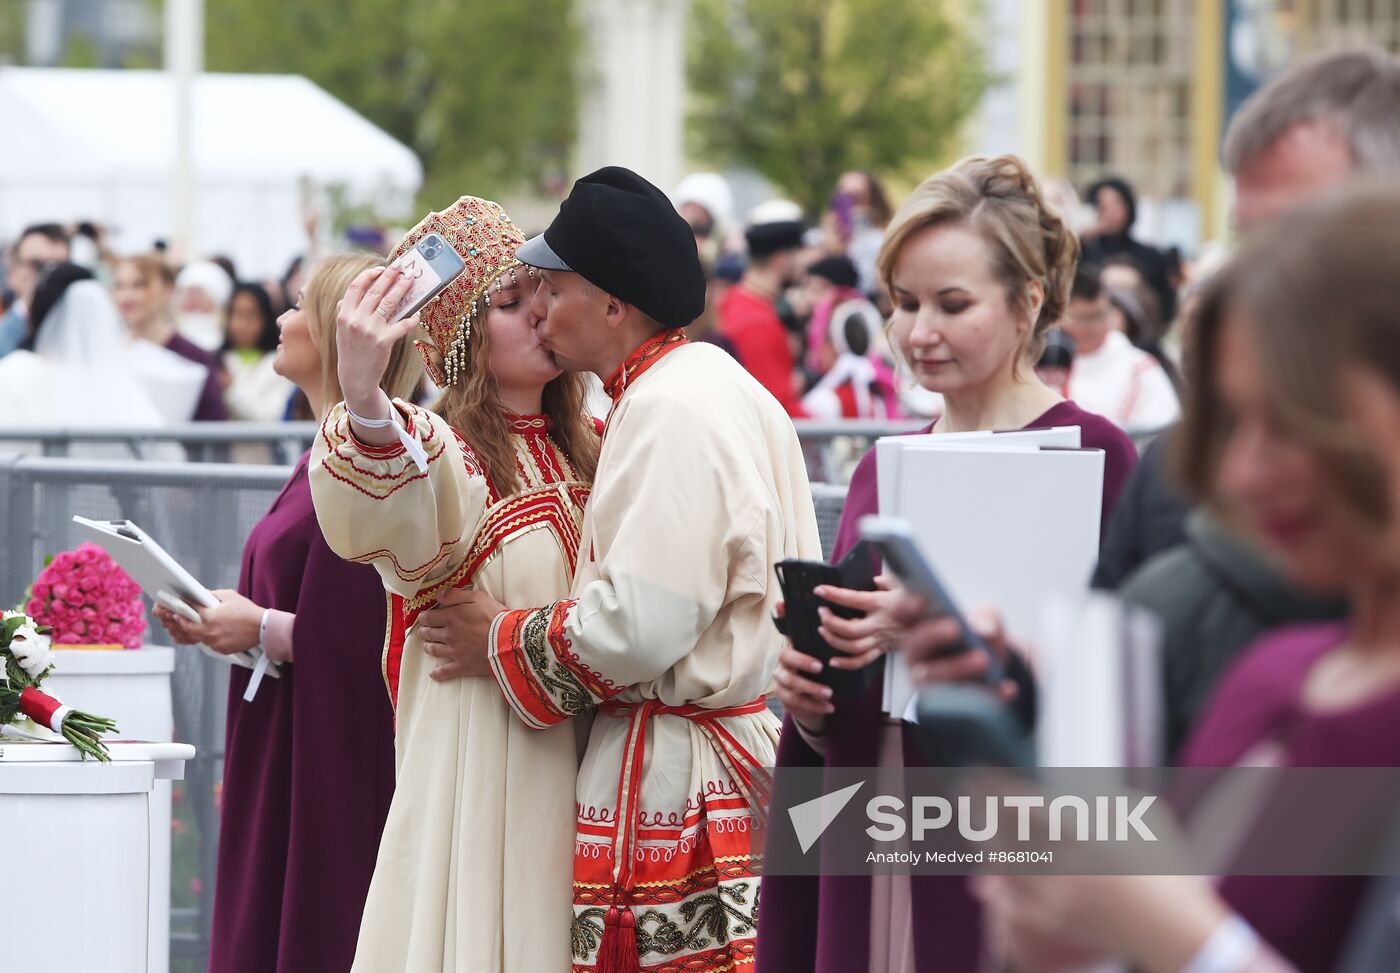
[0,227,320,427]
[3,41,1399,973]
[677,157,1185,434]
[3,143,1191,439]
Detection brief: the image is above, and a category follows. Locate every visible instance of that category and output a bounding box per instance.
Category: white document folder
[71,516,281,685]
[873,428,1103,717]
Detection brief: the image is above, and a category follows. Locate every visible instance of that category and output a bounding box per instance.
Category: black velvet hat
[744,220,806,258]
[517,166,706,329]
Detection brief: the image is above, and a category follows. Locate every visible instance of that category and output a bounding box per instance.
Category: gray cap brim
[516,233,573,271]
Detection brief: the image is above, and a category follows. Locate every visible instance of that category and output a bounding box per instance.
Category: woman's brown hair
[877,155,1080,365]
[433,290,599,497]
[1177,180,1398,524]
[303,254,422,411]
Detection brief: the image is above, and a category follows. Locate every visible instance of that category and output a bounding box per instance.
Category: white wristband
[242,608,275,704]
[346,393,429,474]
[1179,915,1261,973]
[344,392,396,428]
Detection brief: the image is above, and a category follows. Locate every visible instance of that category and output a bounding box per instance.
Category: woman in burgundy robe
[759,156,1138,973]
[153,254,424,972]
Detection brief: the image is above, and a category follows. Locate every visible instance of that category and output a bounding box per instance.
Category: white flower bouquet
[0,610,119,761]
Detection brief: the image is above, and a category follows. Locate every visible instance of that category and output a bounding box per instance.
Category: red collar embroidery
[603,329,688,404]
[505,413,551,435]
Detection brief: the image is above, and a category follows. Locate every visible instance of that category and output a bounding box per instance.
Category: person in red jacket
[719,214,807,415]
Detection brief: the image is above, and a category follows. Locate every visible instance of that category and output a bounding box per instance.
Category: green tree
[0,0,27,65]
[688,0,986,215]
[206,0,580,217]
[60,30,100,68]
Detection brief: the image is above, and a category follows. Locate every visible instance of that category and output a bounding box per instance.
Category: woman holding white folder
[760,155,1138,973]
[153,254,422,973]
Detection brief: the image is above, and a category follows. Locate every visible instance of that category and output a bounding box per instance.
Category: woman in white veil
[0,263,204,440]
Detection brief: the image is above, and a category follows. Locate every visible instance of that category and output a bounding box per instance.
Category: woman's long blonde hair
[434,290,599,496]
[303,254,423,410]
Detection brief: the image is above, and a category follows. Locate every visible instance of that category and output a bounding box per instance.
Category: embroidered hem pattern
[489,602,769,971]
[568,787,765,972]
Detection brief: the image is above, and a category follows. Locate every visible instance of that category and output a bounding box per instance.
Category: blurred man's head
[1226,47,1400,231]
[1063,265,1111,356]
[744,218,807,291]
[791,255,858,322]
[7,224,71,310]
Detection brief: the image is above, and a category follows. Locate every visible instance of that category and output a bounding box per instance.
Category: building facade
[980,0,1400,253]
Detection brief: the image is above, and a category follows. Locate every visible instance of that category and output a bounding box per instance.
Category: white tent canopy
[0,68,422,278]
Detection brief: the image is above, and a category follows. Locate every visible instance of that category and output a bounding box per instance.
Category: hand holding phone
[386,232,468,323]
[829,191,855,242]
[773,541,881,700]
[857,516,1006,685]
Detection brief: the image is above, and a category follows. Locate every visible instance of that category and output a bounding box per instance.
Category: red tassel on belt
[593,696,771,973]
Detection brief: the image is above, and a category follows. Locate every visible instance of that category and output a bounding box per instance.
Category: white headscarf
[0,280,197,429]
[174,261,234,352]
[674,173,736,232]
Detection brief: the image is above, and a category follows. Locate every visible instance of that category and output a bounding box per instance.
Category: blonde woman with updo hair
[112,253,228,420]
[153,253,423,973]
[760,156,1140,973]
[309,197,601,972]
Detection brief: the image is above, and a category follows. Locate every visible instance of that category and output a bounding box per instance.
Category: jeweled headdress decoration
[388,196,530,387]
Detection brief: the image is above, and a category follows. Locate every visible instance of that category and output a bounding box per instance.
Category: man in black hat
[717,213,808,416]
[444,166,823,973]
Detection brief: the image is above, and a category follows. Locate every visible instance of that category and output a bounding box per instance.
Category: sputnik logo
[787,781,865,853]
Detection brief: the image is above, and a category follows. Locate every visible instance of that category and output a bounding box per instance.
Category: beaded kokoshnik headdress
[388,196,530,387]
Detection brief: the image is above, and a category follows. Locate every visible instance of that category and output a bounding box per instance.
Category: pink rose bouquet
[26,543,147,648]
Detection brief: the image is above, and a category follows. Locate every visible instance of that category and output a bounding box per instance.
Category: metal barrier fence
[0,453,849,970]
[0,422,317,465]
[0,419,1167,487]
[0,420,929,484]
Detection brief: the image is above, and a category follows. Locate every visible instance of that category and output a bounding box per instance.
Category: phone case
[391,233,468,321]
[773,540,879,700]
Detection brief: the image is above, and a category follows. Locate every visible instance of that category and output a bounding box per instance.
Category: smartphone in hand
[387,232,468,322]
[857,515,1006,685]
[773,540,880,700]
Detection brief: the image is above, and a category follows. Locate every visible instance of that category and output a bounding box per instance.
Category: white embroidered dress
[311,403,592,973]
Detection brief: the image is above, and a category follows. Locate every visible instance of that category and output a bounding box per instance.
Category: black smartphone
[773,540,879,700]
[857,515,1006,685]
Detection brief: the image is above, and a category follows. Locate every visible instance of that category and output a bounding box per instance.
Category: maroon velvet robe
[207,453,396,973]
[1181,621,1398,973]
[758,400,1138,973]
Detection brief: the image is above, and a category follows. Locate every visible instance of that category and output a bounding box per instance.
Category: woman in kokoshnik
[309,197,601,972]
